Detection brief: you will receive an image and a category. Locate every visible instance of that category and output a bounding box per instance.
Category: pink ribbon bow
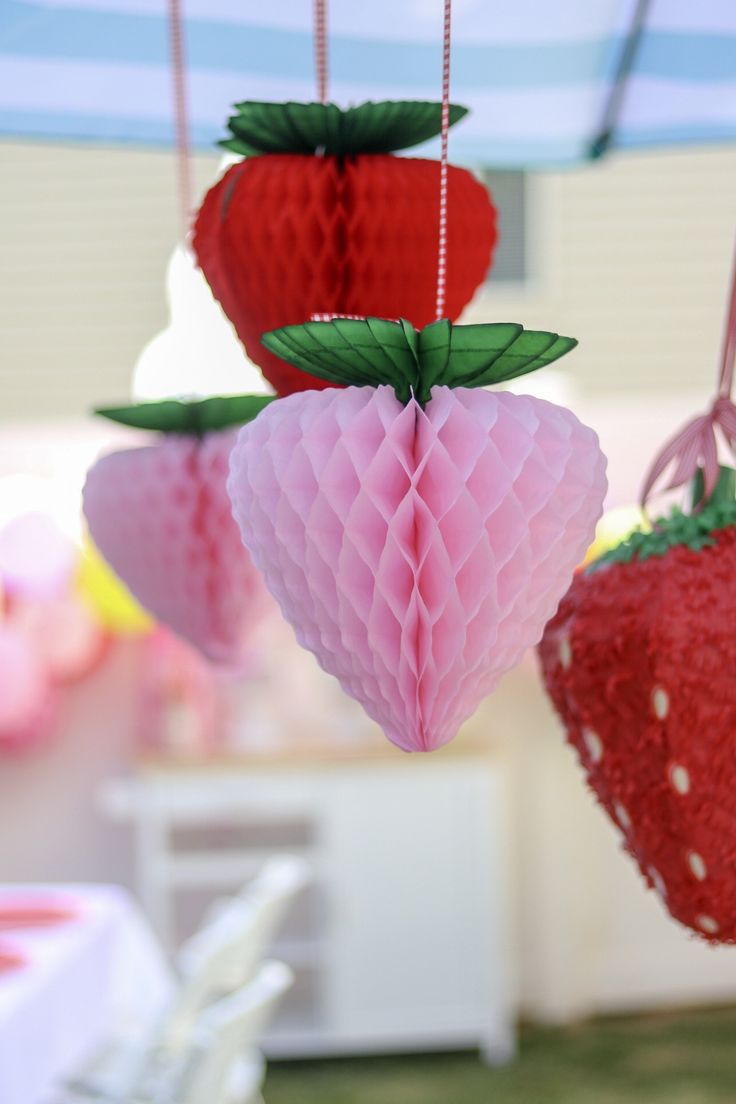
[641,239,736,510]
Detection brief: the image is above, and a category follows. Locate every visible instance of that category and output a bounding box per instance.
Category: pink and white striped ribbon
[641,239,736,508]
[435,0,452,321]
[314,0,329,104]
[167,0,193,239]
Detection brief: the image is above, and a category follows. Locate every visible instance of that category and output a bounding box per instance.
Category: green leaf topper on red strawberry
[261,316,578,406]
[593,467,736,570]
[220,100,469,157]
[95,394,276,434]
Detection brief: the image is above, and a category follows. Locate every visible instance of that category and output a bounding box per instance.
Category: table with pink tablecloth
[0,884,173,1104]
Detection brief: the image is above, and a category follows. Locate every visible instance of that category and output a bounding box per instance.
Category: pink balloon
[10,595,109,685]
[83,430,271,667]
[0,513,75,599]
[0,625,58,753]
[228,385,607,752]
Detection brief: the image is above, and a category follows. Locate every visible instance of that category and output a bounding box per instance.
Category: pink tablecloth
[0,884,173,1104]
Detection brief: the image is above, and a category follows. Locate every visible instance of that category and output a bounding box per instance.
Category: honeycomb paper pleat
[83,430,269,666]
[228,386,607,751]
[194,156,496,395]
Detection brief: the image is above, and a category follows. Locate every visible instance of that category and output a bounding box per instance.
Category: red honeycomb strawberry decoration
[193,100,497,395]
[539,245,736,943]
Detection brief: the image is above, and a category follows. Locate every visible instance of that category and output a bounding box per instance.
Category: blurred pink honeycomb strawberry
[0,624,59,754]
[229,377,606,751]
[84,428,269,667]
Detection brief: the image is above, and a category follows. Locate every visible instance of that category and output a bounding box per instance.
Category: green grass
[265,1006,736,1104]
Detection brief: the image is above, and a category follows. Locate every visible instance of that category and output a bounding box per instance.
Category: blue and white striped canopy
[1,0,735,167]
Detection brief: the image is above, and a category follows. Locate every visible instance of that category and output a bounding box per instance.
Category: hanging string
[434,0,452,321]
[641,237,736,509]
[314,0,329,104]
[167,0,193,239]
[717,239,736,398]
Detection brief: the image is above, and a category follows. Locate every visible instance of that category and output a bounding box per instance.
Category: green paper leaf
[414,320,451,401]
[485,331,574,382]
[510,335,579,379]
[262,319,420,402]
[416,321,533,401]
[222,100,469,157]
[261,317,577,405]
[96,394,276,434]
[691,465,736,510]
[218,136,260,156]
[591,466,736,570]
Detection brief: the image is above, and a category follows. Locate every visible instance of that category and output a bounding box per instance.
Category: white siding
[468,145,736,398]
[1,139,735,421]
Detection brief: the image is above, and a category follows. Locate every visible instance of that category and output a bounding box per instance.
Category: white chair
[65,856,309,1102]
[166,854,310,1048]
[154,960,294,1104]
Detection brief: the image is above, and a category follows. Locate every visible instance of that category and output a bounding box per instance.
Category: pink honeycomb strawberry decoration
[83,396,275,667]
[228,317,607,752]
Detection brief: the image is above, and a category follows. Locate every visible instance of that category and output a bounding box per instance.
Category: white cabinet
[101,748,513,1060]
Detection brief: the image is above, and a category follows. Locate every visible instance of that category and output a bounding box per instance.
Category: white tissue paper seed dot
[697,915,719,935]
[652,686,669,720]
[614,801,631,831]
[648,867,667,898]
[559,636,572,670]
[583,728,603,763]
[669,764,690,795]
[688,852,707,881]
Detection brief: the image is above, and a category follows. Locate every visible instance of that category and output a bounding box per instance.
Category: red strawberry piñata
[193,100,496,395]
[540,240,736,943]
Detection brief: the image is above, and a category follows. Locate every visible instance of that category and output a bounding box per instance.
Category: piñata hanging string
[641,237,736,509]
[167,0,193,239]
[435,0,452,320]
[314,0,329,104]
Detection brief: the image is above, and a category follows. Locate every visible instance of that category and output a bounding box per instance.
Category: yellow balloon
[583,505,650,566]
[75,536,153,635]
